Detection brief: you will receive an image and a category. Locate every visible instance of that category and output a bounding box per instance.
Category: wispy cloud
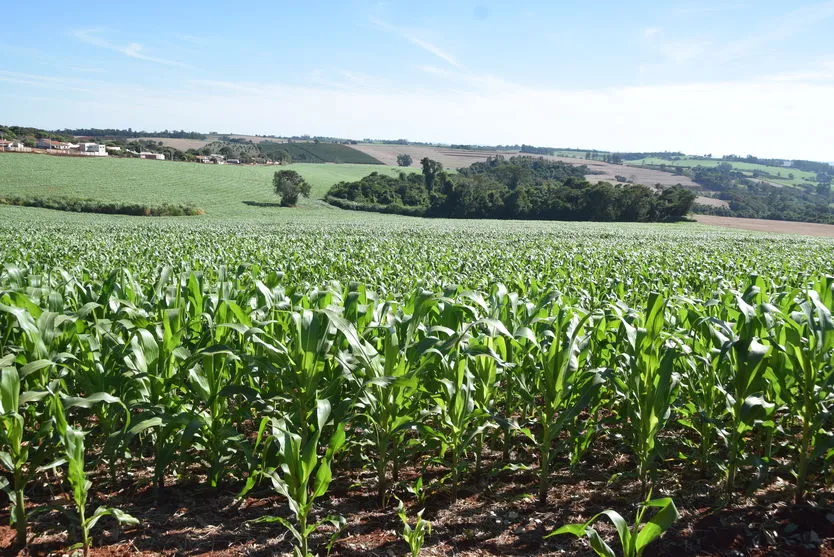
[69,66,105,73]
[641,27,709,64]
[71,28,191,68]
[642,27,662,39]
[5,69,834,160]
[669,3,749,18]
[762,58,834,83]
[369,17,461,68]
[0,70,99,94]
[719,1,834,61]
[173,33,208,46]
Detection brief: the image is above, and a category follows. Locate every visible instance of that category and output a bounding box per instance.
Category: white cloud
[369,17,461,68]
[4,71,832,161]
[642,27,662,39]
[71,28,191,68]
[718,1,834,62]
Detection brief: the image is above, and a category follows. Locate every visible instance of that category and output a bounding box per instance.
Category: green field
[625,156,817,187]
[2,152,834,556]
[0,153,412,217]
[259,141,383,164]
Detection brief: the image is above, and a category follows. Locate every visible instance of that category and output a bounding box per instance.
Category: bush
[0,196,203,216]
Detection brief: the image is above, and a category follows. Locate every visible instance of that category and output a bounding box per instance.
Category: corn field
[1,219,834,555]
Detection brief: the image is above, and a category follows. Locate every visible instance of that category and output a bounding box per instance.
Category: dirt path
[696,215,834,238]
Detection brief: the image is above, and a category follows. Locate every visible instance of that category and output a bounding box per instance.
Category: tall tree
[273,170,312,207]
[396,153,413,167]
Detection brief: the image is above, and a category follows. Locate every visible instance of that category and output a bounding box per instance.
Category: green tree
[273,170,312,207]
[397,153,413,167]
[420,158,443,191]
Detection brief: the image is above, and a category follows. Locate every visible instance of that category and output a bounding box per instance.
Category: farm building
[196,154,226,164]
[105,146,121,152]
[35,139,74,150]
[78,143,107,156]
[139,152,165,160]
[3,141,30,152]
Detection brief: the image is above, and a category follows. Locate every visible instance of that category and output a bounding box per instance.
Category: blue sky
[1,0,833,160]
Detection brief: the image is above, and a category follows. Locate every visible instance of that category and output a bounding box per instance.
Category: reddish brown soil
[696,215,834,238]
[2,455,831,557]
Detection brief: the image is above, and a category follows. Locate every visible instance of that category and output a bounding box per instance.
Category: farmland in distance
[2,151,834,556]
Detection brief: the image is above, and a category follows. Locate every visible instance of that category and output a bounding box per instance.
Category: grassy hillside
[259,142,383,164]
[625,157,817,187]
[0,153,412,218]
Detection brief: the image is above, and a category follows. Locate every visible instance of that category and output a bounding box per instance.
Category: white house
[36,139,74,150]
[4,141,30,152]
[79,143,107,156]
[139,152,165,160]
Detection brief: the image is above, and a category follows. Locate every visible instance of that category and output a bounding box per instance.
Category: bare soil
[694,196,730,209]
[696,215,834,238]
[2,450,832,557]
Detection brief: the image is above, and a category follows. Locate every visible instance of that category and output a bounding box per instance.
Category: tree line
[327,156,695,222]
[691,166,834,224]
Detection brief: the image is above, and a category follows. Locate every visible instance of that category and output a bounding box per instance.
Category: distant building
[0,140,10,150]
[79,143,107,156]
[139,152,165,160]
[4,141,30,152]
[36,139,75,150]
[36,138,59,149]
[105,146,122,152]
[195,155,212,163]
[227,159,241,164]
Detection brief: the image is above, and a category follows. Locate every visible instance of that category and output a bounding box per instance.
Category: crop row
[1,265,832,554]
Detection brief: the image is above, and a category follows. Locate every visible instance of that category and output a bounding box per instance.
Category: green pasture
[0,153,416,218]
[625,156,817,187]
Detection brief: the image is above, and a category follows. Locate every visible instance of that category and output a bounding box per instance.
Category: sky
[1,0,833,160]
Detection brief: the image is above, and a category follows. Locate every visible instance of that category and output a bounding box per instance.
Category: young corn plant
[50,395,138,556]
[396,497,431,557]
[0,364,50,547]
[548,493,679,557]
[250,308,357,557]
[614,294,680,493]
[723,293,775,493]
[257,403,346,557]
[421,337,495,503]
[519,305,603,506]
[354,324,421,506]
[782,283,834,503]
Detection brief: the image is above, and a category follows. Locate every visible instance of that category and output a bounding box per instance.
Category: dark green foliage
[56,128,206,139]
[397,153,413,167]
[692,166,834,224]
[200,141,266,163]
[328,156,694,222]
[0,196,203,216]
[260,142,382,164]
[520,144,554,156]
[273,170,312,207]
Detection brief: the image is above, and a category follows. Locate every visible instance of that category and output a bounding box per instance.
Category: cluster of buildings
[0,139,31,152]
[32,138,109,156]
[0,138,167,161]
[195,154,240,165]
